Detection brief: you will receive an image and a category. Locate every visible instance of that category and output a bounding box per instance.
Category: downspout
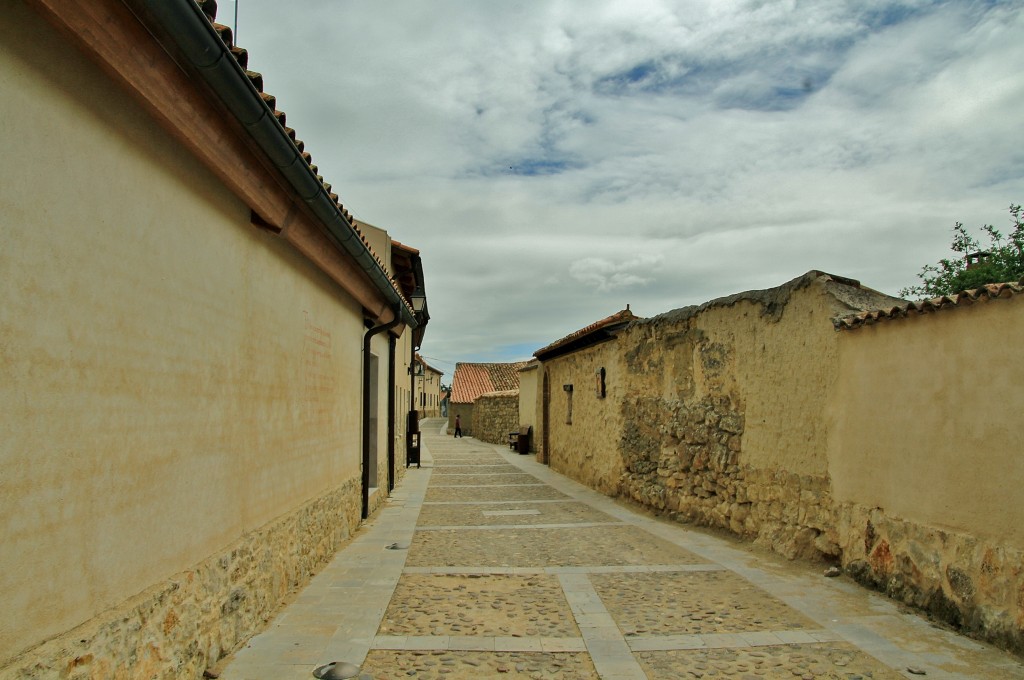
[363,309,400,519]
[387,334,396,493]
[407,339,417,467]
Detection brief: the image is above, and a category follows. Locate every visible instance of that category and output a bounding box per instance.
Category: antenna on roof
[626,303,630,311]
[234,0,239,43]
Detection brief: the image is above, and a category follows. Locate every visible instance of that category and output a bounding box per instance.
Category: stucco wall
[828,295,1024,653]
[518,365,539,451]
[543,341,625,495]
[0,6,387,673]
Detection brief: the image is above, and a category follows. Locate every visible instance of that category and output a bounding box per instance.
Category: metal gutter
[126,0,417,327]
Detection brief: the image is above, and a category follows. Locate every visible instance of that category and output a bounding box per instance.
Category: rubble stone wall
[616,277,848,561]
[473,391,520,446]
[1,478,362,680]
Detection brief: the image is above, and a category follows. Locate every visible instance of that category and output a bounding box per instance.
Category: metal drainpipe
[410,339,416,425]
[387,334,396,493]
[362,309,400,519]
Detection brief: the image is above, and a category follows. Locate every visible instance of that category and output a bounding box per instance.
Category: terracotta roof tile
[834,279,1024,331]
[534,308,638,360]
[451,362,530,404]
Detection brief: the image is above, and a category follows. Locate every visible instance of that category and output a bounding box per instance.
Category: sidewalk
[220,418,1023,679]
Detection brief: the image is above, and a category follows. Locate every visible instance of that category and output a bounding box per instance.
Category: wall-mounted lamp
[409,287,426,314]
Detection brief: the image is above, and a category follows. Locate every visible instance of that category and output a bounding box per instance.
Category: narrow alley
[220,419,1023,680]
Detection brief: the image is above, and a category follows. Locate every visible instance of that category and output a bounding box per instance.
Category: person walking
[454,414,462,438]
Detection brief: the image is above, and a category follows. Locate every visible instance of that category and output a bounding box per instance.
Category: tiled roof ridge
[479,389,519,398]
[534,308,637,358]
[194,1,412,312]
[834,279,1024,331]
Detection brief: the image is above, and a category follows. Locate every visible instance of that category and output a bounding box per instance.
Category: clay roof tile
[834,279,1024,331]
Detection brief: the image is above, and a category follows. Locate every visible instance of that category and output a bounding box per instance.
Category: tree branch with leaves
[900,204,1024,299]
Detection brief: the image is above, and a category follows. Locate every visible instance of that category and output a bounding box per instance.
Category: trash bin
[516,426,531,455]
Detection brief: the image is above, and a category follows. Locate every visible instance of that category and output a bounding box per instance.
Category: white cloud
[232,0,1024,363]
[569,253,665,291]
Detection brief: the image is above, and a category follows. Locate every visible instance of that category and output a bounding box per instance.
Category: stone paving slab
[635,642,905,679]
[591,570,819,636]
[428,472,541,485]
[417,500,618,526]
[405,525,710,568]
[430,464,523,474]
[360,650,598,679]
[378,573,580,637]
[424,484,569,502]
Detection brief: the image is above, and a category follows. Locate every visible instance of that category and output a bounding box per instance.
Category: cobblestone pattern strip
[559,572,647,680]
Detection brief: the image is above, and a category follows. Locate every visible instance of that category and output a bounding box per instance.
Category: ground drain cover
[385,542,408,550]
[312,660,364,679]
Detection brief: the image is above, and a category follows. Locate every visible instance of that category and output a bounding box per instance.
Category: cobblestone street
[221,420,1024,679]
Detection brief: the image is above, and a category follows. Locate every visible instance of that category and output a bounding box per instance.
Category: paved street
[221,419,1023,679]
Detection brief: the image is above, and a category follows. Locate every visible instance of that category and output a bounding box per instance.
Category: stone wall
[473,391,520,446]
[612,273,864,560]
[0,478,362,680]
[537,271,1024,655]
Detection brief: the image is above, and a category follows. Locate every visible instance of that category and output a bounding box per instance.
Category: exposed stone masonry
[3,478,362,680]
[473,390,520,447]
[620,395,838,563]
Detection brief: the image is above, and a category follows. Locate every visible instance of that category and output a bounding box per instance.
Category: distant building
[414,354,444,417]
[448,362,530,435]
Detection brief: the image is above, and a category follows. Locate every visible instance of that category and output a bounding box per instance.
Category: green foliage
[900,204,1024,299]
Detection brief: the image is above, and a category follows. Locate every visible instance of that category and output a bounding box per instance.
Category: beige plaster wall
[829,296,1024,544]
[518,366,539,451]
[826,297,1024,653]
[543,342,625,494]
[0,6,370,664]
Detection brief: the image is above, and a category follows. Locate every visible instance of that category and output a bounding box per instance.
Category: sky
[235,0,1024,376]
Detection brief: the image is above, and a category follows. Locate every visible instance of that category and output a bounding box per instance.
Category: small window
[595,367,606,399]
[564,384,573,424]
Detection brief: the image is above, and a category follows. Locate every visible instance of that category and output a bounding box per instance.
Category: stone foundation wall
[1,477,362,680]
[473,391,519,446]
[835,504,1024,656]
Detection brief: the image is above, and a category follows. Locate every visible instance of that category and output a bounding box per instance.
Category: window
[564,384,573,424]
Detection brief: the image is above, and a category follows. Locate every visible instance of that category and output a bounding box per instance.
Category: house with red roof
[448,361,531,436]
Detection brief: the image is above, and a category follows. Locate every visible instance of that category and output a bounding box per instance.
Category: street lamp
[409,287,426,314]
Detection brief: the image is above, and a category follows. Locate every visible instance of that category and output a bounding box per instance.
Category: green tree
[900,203,1024,299]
